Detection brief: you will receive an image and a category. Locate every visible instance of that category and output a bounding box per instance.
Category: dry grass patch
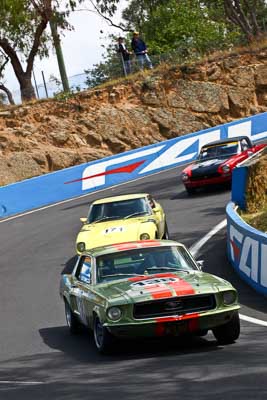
[240,206,267,233]
[239,150,267,233]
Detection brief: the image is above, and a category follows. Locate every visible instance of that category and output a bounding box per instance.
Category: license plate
[166,321,188,336]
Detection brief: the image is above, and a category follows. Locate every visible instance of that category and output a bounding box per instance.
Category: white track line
[239,314,267,327]
[189,219,227,257]
[0,381,44,385]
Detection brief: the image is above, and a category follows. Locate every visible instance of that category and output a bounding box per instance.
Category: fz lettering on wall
[229,224,267,288]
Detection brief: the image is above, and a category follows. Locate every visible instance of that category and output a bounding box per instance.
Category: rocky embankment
[1,49,267,186]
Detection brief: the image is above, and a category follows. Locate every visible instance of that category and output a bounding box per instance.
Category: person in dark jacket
[131,31,153,70]
[117,37,132,75]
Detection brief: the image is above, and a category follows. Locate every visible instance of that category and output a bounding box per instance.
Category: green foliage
[85,0,243,86]
[0,1,48,57]
[203,0,267,39]
[84,37,124,87]
[139,0,241,55]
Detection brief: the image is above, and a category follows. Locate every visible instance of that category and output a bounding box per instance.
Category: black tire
[212,312,240,345]
[162,222,170,239]
[64,300,82,334]
[93,316,115,354]
[195,329,208,337]
[186,187,196,195]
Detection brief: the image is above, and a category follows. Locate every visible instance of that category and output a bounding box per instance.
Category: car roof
[201,136,252,149]
[82,240,183,257]
[92,193,149,205]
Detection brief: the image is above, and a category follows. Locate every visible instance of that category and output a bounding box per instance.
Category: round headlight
[223,291,236,305]
[182,173,189,181]
[77,242,86,253]
[222,165,230,173]
[107,307,122,321]
[140,233,150,240]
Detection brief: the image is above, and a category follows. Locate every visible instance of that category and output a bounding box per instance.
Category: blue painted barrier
[226,202,267,296]
[231,166,248,210]
[1,112,267,218]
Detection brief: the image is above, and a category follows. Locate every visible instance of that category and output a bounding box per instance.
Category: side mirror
[153,206,161,213]
[80,217,87,224]
[196,260,204,270]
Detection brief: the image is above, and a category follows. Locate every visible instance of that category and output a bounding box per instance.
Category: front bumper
[184,174,231,188]
[105,307,239,338]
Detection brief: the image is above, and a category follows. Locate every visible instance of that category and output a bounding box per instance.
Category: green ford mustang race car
[60,240,240,353]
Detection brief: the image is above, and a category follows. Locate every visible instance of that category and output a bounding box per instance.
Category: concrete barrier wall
[226,202,267,296]
[1,112,267,218]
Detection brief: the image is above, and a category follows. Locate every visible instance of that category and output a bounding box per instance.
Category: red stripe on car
[143,284,173,299]
[168,277,195,296]
[128,273,177,282]
[113,242,139,251]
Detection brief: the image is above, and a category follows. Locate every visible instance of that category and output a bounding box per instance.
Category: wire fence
[2,47,201,105]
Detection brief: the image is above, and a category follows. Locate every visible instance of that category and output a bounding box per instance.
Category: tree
[203,0,267,41]
[0,0,56,102]
[122,0,240,56]
[0,0,112,102]
[0,51,15,105]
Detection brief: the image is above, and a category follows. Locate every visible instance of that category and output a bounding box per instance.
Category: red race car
[181,136,266,194]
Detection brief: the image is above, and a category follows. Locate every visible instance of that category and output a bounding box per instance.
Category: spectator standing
[131,31,153,70]
[117,37,132,76]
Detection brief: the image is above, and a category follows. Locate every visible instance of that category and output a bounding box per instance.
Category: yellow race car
[76,193,169,254]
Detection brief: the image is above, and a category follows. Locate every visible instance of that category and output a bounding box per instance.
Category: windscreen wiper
[101,273,146,278]
[145,267,190,274]
[124,211,148,219]
[94,216,120,223]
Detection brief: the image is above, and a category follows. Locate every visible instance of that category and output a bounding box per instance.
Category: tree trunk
[0,83,15,105]
[19,75,36,102]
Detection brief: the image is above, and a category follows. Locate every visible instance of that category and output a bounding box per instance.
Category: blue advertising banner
[1,112,267,218]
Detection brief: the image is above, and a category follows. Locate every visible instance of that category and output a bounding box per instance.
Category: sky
[4,1,127,93]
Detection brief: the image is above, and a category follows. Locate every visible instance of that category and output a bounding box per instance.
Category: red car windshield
[199,142,239,160]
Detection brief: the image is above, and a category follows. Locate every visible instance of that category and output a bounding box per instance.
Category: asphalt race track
[1,166,267,400]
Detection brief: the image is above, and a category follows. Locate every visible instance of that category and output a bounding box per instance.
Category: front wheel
[64,300,82,334]
[93,316,115,354]
[185,187,196,195]
[212,312,240,345]
[162,222,170,239]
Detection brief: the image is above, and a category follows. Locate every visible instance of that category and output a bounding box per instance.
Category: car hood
[77,217,155,249]
[189,158,225,176]
[94,271,232,304]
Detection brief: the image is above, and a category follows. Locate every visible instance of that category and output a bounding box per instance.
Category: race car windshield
[88,198,151,223]
[96,246,198,283]
[199,142,239,160]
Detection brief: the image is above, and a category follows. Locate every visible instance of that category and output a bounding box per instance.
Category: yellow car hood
[76,217,156,250]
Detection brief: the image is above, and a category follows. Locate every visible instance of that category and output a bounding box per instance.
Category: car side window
[241,139,249,152]
[76,256,92,284]
[147,195,155,209]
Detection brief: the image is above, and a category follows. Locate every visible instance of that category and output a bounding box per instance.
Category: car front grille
[190,172,221,181]
[133,294,216,319]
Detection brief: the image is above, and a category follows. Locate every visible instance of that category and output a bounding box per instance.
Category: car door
[148,195,165,238]
[71,255,94,327]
